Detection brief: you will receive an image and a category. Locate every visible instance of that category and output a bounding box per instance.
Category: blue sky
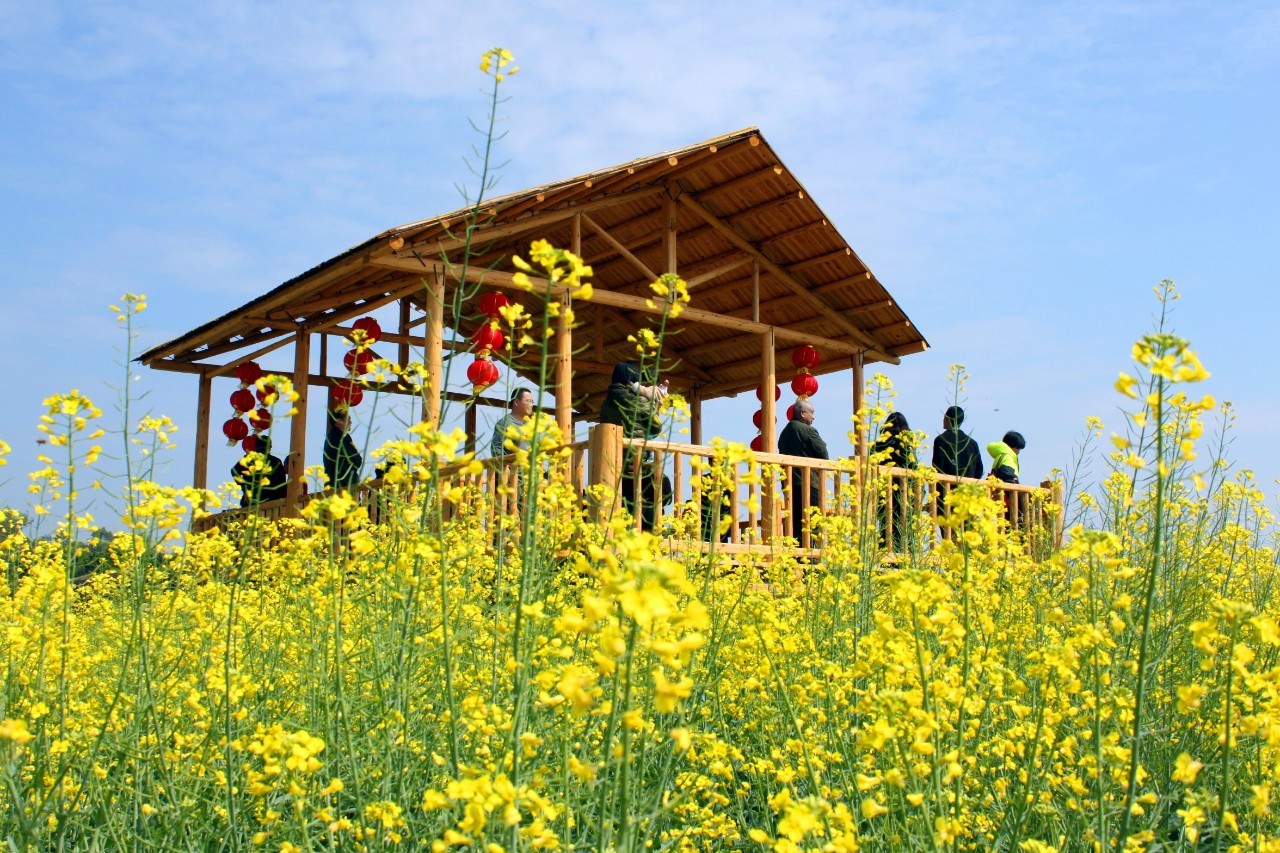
[2,1,1278,522]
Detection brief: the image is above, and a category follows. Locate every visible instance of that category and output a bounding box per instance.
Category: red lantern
[230,389,255,414]
[478,292,511,318]
[248,408,272,433]
[467,358,500,392]
[791,345,820,370]
[350,316,383,344]
[752,409,765,430]
[756,385,781,402]
[343,348,375,375]
[471,323,505,355]
[236,361,264,386]
[241,435,261,454]
[791,373,819,399]
[331,382,364,409]
[749,435,764,452]
[222,417,249,444]
[255,384,277,404]
[786,404,796,422]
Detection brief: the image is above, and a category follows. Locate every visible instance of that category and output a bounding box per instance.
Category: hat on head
[1003,430,1026,450]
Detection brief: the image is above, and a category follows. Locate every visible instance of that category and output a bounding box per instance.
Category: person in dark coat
[232,436,288,507]
[873,412,917,550]
[600,361,668,532]
[777,399,829,541]
[323,409,363,491]
[931,405,983,480]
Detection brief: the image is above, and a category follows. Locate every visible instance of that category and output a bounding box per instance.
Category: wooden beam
[145,248,379,362]
[760,328,778,541]
[207,333,298,379]
[758,218,828,249]
[690,389,702,446]
[696,163,785,204]
[751,260,760,323]
[398,298,411,368]
[685,255,750,289]
[676,192,895,362]
[285,332,310,514]
[581,213,658,282]
[787,247,852,273]
[193,374,212,492]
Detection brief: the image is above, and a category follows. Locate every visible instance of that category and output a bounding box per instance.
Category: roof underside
[141,128,929,414]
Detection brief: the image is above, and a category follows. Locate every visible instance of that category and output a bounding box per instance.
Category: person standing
[873,412,918,551]
[931,405,983,479]
[323,409,363,491]
[987,430,1025,484]
[600,362,668,532]
[777,399,829,541]
[490,387,535,458]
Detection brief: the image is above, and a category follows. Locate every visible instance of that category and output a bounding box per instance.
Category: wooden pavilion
[141,128,1056,553]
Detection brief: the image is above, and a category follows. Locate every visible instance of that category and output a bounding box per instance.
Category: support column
[851,352,866,458]
[556,215,581,441]
[465,403,477,455]
[193,373,212,492]
[760,328,778,542]
[690,389,702,446]
[751,260,760,322]
[398,297,411,369]
[588,423,623,524]
[286,332,310,514]
[424,271,445,426]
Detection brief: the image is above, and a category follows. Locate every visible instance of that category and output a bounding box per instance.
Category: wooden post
[556,214,582,445]
[424,271,445,426]
[465,403,478,455]
[193,373,212,492]
[587,423,623,524]
[398,297,411,369]
[690,389,702,446]
[852,352,866,458]
[285,332,310,515]
[761,328,777,541]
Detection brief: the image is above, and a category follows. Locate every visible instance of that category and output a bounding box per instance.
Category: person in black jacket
[232,436,288,507]
[323,409,363,491]
[778,399,829,540]
[931,405,983,480]
[600,361,668,531]
[873,412,917,551]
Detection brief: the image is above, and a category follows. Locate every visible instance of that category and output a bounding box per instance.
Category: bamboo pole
[285,332,310,515]
[193,374,212,492]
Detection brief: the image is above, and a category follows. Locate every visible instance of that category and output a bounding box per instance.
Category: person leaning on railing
[600,361,669,532]
[987,430,1025,484]
[489,387,534,458]
[231,436,288,507]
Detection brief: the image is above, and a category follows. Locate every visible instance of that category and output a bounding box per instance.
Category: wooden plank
[685,255,751,288]
[852,353,866,458]
[398,298,411,368]
[696,163,785,204]
[663,193,678,275]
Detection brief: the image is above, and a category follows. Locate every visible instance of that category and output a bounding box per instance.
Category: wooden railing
[192,425,1062,557]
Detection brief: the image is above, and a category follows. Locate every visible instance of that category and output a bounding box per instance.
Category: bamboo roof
[141,127,928,414]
